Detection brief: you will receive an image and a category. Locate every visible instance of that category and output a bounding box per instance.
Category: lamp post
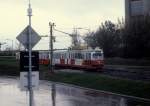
[76,27,90,32]
[0,42,6,51]
[76,27,91,49]
[40,35,48,37]
[6,39,14,56]
[6,39,13,50]
[6,39,13,56]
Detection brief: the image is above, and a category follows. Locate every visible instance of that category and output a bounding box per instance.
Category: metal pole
[51,84,56,106]
[50,23,53,73]
[28,0,33,106]
[11,40,13,56]
[6,39,13,56]
[0,44,1,51]
[49,22,55,73]
[49,23,51,72]
[12,40,13,51]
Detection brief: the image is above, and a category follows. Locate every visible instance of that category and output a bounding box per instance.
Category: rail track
[56,67,150,82]
[101,68,150,81]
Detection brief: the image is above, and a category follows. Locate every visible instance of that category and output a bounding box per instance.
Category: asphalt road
[0,77,149,106]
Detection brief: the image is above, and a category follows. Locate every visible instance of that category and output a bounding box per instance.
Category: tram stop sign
[20,51,39,71]
[16,25,41,49]
[17,25,41,91]
[19,51,39,91]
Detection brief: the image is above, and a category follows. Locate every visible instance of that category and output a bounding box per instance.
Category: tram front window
[92,52,102,59]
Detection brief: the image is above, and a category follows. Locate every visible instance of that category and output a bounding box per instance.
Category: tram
[39,48,104,71]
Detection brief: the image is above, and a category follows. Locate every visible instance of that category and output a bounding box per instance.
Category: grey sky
[0,0,124,50]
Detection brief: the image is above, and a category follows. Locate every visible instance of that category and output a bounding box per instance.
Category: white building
[125,0,150,22]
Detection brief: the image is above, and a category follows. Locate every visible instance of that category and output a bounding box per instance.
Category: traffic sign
[16,25,41,49]
[20,51,39,71]
[20,72,39,91]
[19,51,39,91]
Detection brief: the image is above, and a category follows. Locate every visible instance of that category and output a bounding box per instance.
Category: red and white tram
[39,48,104,71]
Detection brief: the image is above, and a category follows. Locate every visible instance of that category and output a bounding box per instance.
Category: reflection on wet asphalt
[0,77,149,106]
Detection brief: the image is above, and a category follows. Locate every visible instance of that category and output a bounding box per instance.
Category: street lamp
[40,35,48,37]
[75,27,91,49]
[6,39,13,51]
[76,27,90,32]
[0,42,6,51]
[6,39,13,56]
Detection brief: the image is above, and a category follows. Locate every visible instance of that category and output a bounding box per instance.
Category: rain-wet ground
[0,77,150,106]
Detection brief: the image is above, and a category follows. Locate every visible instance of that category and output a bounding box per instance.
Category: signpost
[16,0,41,106]
[17,25,41,91]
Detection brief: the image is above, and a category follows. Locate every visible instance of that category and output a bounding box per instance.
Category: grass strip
[0,57,19,76]
[40,70,150,99]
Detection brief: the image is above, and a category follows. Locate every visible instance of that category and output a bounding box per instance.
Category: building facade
[125,0,150,22]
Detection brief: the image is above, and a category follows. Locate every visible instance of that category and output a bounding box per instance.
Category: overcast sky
[0,0,124,50]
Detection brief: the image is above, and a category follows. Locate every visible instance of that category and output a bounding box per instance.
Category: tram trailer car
[39,49,104,71]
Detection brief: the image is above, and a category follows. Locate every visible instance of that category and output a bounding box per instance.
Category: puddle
[0,77,149,106]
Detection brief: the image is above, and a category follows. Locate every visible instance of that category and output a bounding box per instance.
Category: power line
[54,28,72,36]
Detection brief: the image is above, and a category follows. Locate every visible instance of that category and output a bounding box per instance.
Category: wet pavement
[0,77,150,106]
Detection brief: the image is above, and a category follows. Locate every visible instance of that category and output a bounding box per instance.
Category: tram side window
[58,53,62,59]
[75,53,78,59]
[61,53,67,59]
[86,53,91,60]
[72,53,75,59]
[69,53,71,59]
[44,54,47,59]
[70,53,72,59]
[46,52,50,59]
[58,54,61,59]
[92,52,102,59]
[53,53,56,59]
[74,53,83,59]
[61,54,64,59]
[70,53,73,59]
[62,54,64,59]
[64,53,66,59]
[73,53,75,59]
[54,53,58,59]
[46,53,49,59]
[79,53,84,59]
